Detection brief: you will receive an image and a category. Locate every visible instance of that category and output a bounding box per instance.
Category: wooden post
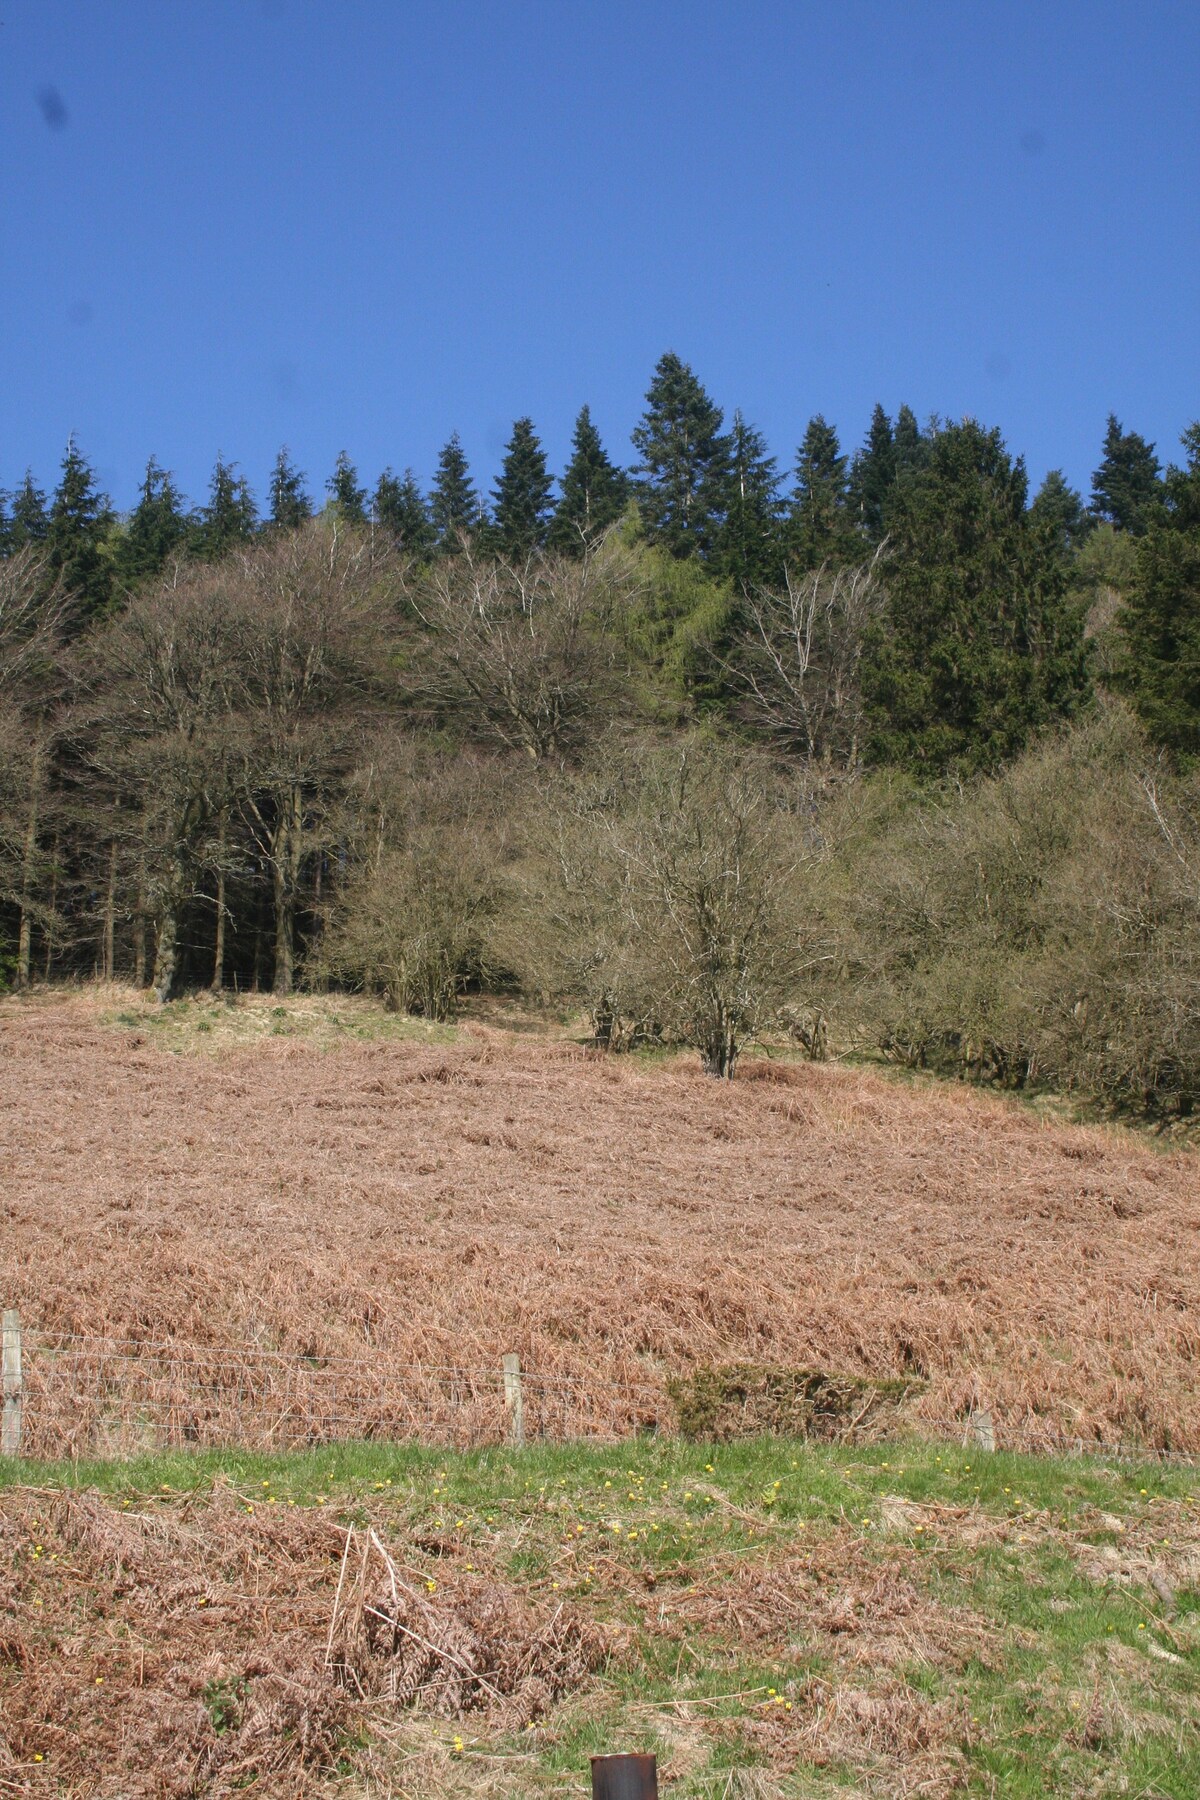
[503,1353,524,1448]
[2,1310,22,1458]
[967,1406,996,1453]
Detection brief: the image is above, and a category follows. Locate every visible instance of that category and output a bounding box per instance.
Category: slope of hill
[1,989,1197,1453]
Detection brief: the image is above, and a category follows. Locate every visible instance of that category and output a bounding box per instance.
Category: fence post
[503,1353,524,1448]
[967,1406,996,1453]
[591,1753,658,1799]
[2,1310,22,1458]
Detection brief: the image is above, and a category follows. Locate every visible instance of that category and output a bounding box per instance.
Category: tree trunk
[307,849,325,993]
[133,853,147,988]
[102,840,117,982]
[211,814,227,990]
[151,848,188,1002]
[15,743,43,990]
[42,832,59,981]
[271,783,304,997]
[152,905,180,1001]
[700,1006,738,1079]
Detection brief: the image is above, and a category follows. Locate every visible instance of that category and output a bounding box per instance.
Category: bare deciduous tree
[505,735,817,1075]
[223,522,401,994]
[316,740,513,1017]
[73,561,244,998]
[411,545,636,762]
[732,550,884,766]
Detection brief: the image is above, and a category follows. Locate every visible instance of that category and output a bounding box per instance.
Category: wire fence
[3,1318,1196,1466]
[6,1327,665,1459]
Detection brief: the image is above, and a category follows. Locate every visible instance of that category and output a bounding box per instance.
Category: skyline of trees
[2,354,1175,602]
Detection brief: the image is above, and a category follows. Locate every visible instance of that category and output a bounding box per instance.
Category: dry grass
[2,986,1198,1453]
[3,1442,1199,1797]
[667,1535,996,1675]
[0,1484,608,1797]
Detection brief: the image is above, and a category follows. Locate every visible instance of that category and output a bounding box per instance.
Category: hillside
[2,989,1196,1455]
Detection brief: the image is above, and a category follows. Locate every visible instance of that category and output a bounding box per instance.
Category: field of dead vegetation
[3,1439,1200,1798]
[1,985,1197,1457]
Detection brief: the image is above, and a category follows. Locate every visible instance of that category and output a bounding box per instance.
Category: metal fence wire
[13,1331,665,1459]
[3,1322,1195,1465]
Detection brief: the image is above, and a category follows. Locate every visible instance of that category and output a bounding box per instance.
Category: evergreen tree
[1165,422,1200,531]
[547,405,628,555]
[892,405,928,482]
[1091,414,1162,535]
[197,456,257,559]
[789,415,851,568]
[429,433,480,551]
[1030,469,1090,555]
[1118,422,1200,756]
[847,405,896,542]
[491,417,554,558]
[711,410,783,589]
[327,450,368,526]
[373,467,433,555]
[267,447,313,532]
[631,352,730,558]
[4,472,49,552]
[46,437,114,619]
[115,458,191,588]
[862,419,1091,774]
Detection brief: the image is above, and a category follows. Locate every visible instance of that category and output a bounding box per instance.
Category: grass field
[2,1437,1199,1797]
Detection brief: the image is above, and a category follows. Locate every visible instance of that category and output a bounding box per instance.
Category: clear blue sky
[3,0,1198,514]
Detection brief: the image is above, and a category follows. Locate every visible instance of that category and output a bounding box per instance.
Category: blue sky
[2,0,1198,514]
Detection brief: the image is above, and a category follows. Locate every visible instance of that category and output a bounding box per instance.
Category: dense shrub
[824,705,1200,1113]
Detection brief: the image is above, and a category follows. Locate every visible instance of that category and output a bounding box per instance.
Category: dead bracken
[1,989,1198,1453]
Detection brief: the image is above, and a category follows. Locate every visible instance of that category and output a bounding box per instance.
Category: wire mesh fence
[10,1329,665,1459]
[3,1318,1195,1465]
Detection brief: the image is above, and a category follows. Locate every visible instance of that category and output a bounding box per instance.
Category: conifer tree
[892,406,928,483]
[46,438,114,619]
[429,433,480,552]
[327,451,368,526]
[491,418,554,558]
[5,472,49,551]
[373,467,433,556]
[115,458,191,588]
[1030,470,1089,555]
[267,448,313,532]
[1118,423,1200,756]
[1165,422,1200,531]
[789,415,850,568]
[847,405,896,542]
[862,419,1090,774]
[712,410,783,589]
[197,456,257,559]
[548,406,628,555]
[631,352,730,558]
[1091,414,1163,535]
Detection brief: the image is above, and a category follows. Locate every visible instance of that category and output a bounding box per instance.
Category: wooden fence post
[2,1310,22,1458]
[503,1353,524,1448]
[967,1406,996,1453]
